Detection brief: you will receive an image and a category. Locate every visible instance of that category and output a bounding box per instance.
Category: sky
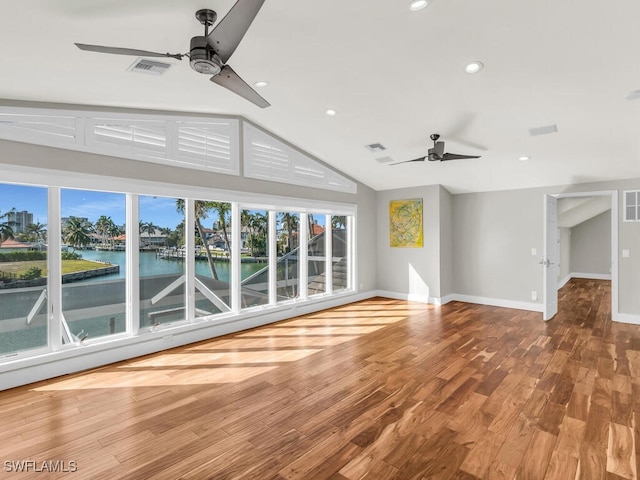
[1,184,327,230]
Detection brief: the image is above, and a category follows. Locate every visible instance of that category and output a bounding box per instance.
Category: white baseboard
[614,312,640,325]
[570,272,612,280]
[374,290,542,312]
[374,290,440,305]
[449,294,543,312]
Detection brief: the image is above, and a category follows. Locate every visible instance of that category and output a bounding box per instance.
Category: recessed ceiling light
[325,109,337,116]
[518,156,531,161]
[409,0,430,11]
[465,61,484,74]
[254,80,268,88]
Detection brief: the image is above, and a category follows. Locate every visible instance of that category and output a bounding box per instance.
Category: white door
[543,195,559,320]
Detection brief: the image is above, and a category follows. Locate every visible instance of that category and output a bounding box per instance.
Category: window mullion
[299,212,308,300]
[48,187,62,351]
[185,199,196,321]
[126,194,140,335]
[268,210,277,305]
[325,214,333,295]
[231,202,241,312]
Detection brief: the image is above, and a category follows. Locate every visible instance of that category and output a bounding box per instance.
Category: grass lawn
[0,260,109,278]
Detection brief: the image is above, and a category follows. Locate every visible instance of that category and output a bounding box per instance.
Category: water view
[78,249,265,283]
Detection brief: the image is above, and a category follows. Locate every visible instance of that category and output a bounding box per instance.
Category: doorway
[543,191,618,321]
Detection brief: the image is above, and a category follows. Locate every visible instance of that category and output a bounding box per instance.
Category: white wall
[558,227,571,285]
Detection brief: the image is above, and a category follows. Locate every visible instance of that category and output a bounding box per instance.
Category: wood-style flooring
[0,278,638,479]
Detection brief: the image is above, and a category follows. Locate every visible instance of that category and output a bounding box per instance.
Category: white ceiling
[2,0,640,193]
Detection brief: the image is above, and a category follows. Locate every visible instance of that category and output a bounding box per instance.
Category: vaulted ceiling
[2,0,640,193]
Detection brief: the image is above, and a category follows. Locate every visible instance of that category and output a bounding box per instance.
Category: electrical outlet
[359,283,363,290]
[531,248,537,256]
[531,291,538,301]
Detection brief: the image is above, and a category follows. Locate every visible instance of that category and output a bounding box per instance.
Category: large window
[0,178,355,364]
[0,184,48,355]
[61,189,127,342]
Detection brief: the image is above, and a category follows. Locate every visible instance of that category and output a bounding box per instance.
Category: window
[140,195,186,328]
[331,215,350,292]
[0,184,48,356]
[276,211,300,302]
[192,200,232,318]
[624,190,640,222]
[307,213,327,295]
[240,209,269,308]
[61,189,127,342]
[0,177,356,368]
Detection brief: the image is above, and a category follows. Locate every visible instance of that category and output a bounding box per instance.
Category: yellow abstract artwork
[389,198,423,248]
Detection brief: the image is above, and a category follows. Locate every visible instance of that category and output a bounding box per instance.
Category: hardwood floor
[0,278,638,479]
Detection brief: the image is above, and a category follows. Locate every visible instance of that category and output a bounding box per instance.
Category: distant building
[7,210,33,234]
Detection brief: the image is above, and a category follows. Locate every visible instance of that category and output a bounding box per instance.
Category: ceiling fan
[393,134,481,164]
[74,0,270,108]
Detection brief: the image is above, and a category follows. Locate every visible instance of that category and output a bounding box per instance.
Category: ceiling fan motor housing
[189,36,222,75]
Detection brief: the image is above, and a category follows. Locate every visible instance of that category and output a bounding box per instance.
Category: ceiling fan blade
[75,43,183,59]
[206,0,266,63]
[211,65,270,108]
[391,157,426,165]
[441,153,481,161]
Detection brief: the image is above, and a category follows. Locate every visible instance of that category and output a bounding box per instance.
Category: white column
[299,212,308,300]
[268,210,277,305]
[231,202,241,312]
[324,214,333,295]
[185,199,195,321]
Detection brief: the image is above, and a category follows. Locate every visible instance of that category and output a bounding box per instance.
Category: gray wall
[451,179,640,316]
[570,210,611,275]
[375,185,443,300]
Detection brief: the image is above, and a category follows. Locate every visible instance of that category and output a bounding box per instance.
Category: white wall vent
[624,190,640,222]
[243,122,357,194]
[127,58,172,75]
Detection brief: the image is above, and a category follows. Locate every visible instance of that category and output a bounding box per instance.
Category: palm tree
[26,222,47,243]
[246,211,268,257]
[139,221,158,248]
[63,216,93,251]
[176,199,219,280]
[211,202,232,254]
[0,209,16,246]
[279,212,299,253]
[95,215,115,247]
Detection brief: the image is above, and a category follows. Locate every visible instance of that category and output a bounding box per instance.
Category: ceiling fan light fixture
[409,0,430,11]
[465,61,484,74]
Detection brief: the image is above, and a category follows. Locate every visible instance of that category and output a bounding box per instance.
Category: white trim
[375,290,543,312]
[126,194,140,335]
[616,313,640,325]
[48,187,62,351]
[558,274,572,289]
[570,272,612,281]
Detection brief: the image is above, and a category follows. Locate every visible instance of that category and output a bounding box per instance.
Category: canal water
[79,250,264,283]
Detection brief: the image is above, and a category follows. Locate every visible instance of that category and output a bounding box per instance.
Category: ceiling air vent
[529,124,558,136]
[365,143,386,153]
[127,58,172,75]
